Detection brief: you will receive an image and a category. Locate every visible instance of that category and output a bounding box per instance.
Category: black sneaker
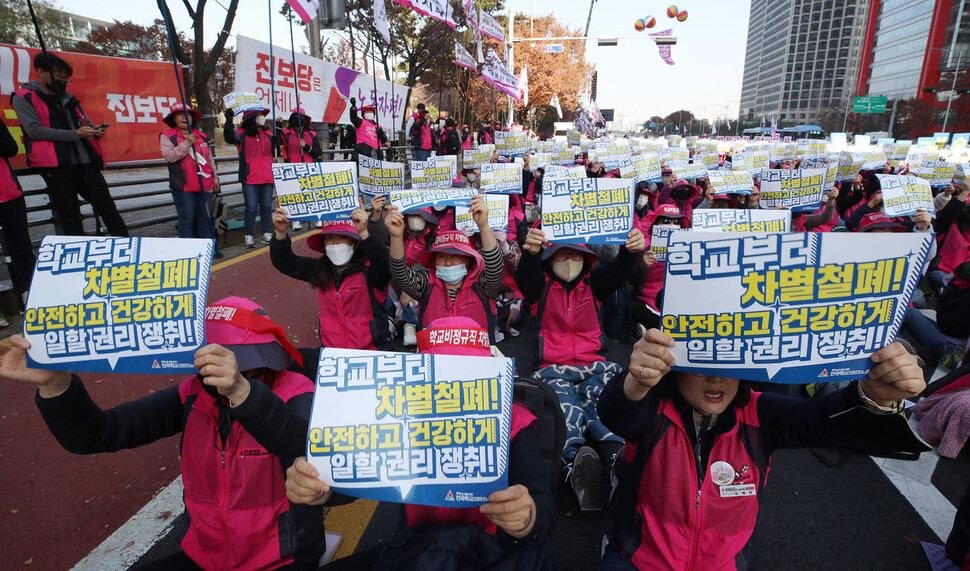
[569,446,602,514]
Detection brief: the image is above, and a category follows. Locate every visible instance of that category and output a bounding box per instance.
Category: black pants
[39,164,129,236]
[630,298,660,331]
[0,195,35,294]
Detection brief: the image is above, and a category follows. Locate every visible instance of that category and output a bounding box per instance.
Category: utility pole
[944,48,964,132]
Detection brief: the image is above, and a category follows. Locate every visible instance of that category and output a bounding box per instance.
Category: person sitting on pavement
[514,226,645,513]
[285,316,556,570]
[385,197,505,341]
[0,297,335,570]
[596,328,926,570]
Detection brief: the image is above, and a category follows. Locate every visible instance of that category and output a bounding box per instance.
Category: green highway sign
[853,96,888,113]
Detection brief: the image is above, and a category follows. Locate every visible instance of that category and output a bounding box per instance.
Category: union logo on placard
[152,360,161,369]
[445,491,455,502]
[819,369,829,377]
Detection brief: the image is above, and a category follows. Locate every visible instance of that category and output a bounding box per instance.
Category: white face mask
[432,204,447,212]
[636,194,650,209]
[551,258,584,282]
[407,216,427,232]
[364,112,375,122]
[254,115,267,127]
[325,243,355,266]
[466,173,478,183]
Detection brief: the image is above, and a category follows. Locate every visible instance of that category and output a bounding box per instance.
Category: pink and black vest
[610,394,767,571]
[0,154,23,203]
[235,128,274,184]
[12,87,106,168]
[163,128,214,193]
[282,128,316,163]
[176,371,313,570]
[357,119,381,150]
[535,276,606,368]
[418,275,495,341]
[317,270,389,350]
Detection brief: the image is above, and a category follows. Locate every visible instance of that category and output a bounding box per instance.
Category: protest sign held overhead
[455,195,509,232]
[673,162,709,181]
[692,209,791,232]
[541,178,634,244]
[708,170,754,195]
[25,237,212,373]
[358,156,405,197]
[222,92,264,115]
[273,162,358,221]
[463,145,494,169]
[479,163,522,194]
[661,231,933,384]
[914,160,956,188]
[307,348,514,507]
[567,130,581,147]
[410,160,453,189]
[877,175,934,218]
[759,168,827,211]
[495,130,529,158]
[390,188,479,212]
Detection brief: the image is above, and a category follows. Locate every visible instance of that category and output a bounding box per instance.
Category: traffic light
[923,87,939,93]
[591,71,598,101]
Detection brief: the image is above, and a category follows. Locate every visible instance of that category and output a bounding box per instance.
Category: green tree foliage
[0,0,70,47]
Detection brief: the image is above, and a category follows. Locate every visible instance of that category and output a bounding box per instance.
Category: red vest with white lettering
[236,129,274,184]
[357,119,381,150]
[535,276,605,368]
[317,270,388,350]
[405,403,536,531]
[0,154,23,203]
[12,88,106,168]
[163,128,214,192]
[611,395,765,570]
[177,371,313,570]
[283,128,316,163]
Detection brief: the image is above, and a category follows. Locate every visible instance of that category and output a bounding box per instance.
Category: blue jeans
[414,149,432,162]
[902,306,950,361]
[171,191,218,256]
[241,183,274,237]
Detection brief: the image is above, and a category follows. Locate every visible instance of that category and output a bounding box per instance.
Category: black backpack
[443,129,462,154]
[513,377,566,492]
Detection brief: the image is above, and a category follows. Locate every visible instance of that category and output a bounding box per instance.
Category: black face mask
[47,79,69,93]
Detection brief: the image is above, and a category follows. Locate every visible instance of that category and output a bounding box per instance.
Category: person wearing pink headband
[284,317,556,569]
[0,297,330,570]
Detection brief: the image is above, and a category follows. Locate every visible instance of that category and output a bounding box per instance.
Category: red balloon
[666,5,678,18]
[677,10,688,22]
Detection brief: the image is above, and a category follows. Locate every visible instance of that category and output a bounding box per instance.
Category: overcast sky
[66,0,749,123]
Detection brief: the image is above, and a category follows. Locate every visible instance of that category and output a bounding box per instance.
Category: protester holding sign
[270,201,393,358]
[656,180,699,227]
[596,328,926,570]
[791,185,840,232]
[349,98,387,161]
[462,124,473,150]
[631,205,685,336]
[284,317,556,570]
[0,297,331,570]
[515,226,645,513]
[281,108,321,164]
[12,52,129,237]
[159,103,220,251]
[224,107,276,248]
[387,196,505,339]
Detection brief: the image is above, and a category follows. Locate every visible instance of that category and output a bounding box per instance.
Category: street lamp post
[943,48,964,132]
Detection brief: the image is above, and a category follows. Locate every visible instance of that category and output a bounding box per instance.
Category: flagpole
[287,8,305,162]
[268,0,278,157]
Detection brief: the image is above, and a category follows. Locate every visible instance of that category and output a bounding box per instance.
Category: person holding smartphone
[11,51,129,237]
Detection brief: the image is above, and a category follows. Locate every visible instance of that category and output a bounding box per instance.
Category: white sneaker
[262,233,273,244]
[292,221,302,231]
[245,235,255,248]
[403,323,417,346]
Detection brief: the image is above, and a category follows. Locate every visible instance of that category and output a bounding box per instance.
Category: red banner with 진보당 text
[1,43,183,169]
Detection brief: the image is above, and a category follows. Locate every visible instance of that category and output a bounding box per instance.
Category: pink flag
[285,0,320,24]
[517,64,528,107]
[649,28,676,66]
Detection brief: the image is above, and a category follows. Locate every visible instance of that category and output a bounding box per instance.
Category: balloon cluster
[635,5,687,31]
